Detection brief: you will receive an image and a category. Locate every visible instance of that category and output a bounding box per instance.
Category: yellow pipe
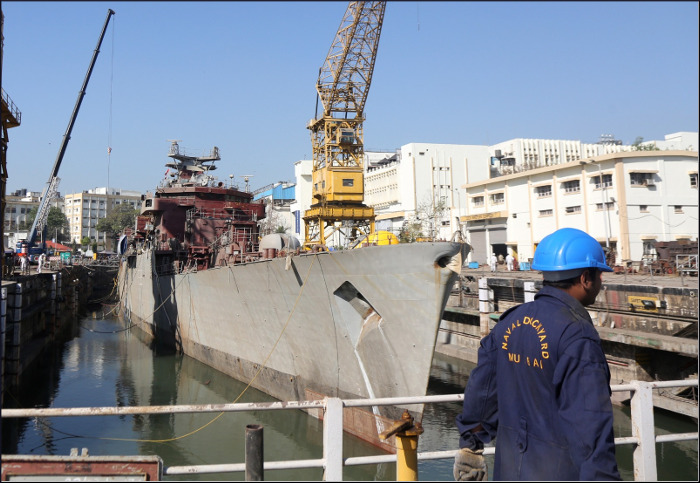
[395,434,419,481]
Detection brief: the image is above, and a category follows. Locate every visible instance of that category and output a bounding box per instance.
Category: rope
[43,253,318,444]
[102,255,318,443]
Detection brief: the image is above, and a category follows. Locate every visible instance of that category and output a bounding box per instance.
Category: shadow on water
[2,310,394,481]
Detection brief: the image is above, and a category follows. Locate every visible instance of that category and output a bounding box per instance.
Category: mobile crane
[17,9,114,262]
[302,1,385,248]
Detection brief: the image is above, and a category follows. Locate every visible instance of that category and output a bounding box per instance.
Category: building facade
[364,143,490,240]
[462,150,699,266]
[3,189,64,249]
[63,187,142,246]
[284,132,698,255]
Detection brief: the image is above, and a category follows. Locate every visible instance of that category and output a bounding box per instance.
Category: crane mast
[303,1,385,248]
[21,9,114,260]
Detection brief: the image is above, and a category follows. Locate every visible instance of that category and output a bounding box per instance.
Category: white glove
[453,447,488,481]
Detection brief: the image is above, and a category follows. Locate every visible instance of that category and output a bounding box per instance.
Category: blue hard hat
[532,228,612,281]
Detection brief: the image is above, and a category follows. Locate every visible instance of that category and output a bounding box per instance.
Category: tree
[398,219,423,243]
[18,206,68,241]
[46,206,69,242]
[20,207,38,231]
[81,236,92,247]
[96,204,139,247]
[258,200,290,236]
[631,136,660,151]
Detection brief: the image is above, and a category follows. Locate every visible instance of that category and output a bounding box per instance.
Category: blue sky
[2,1,698,195]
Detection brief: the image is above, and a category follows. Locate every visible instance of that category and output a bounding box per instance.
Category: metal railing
[2,379,697,481]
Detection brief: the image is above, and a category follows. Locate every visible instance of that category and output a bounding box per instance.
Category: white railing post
[478,278,490,337]
[523,281,536,303]
[323,397,344,481]
[630,381,657,481]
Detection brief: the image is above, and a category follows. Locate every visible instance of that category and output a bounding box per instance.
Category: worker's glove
[453,447,487,481]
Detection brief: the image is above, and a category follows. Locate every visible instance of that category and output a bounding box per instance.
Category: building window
[490,192,504,205]
[535,185,552,198]
[630,173,654,186]
[596,202,614,211]
[565,205,581,214]
[593,174,613,189]
[472,196,484,207]
[691,173,698,189]
[643,240,656,256]
[674,205,683,213]
[640,205,649,213]
[539,209,553,217]
[562,180,580,193]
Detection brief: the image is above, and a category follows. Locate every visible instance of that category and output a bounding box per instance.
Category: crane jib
[25,9,115,250]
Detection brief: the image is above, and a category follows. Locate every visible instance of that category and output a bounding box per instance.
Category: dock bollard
[379,410,424,481]
[245,424,264,481]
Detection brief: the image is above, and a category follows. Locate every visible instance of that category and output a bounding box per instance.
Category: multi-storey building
[3,189,63,248]
[63,187,142,246]
[4,189,41,233]
[364,143,490,240]
[462,150,698,266]
[284,132,697,258]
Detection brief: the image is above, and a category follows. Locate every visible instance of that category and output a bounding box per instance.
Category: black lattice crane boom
[303,1,385,248]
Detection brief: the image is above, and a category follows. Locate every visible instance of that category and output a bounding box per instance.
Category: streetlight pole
[453,188,462,236]
[596,162,612,261]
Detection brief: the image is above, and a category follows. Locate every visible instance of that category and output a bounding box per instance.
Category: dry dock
[438,266,698,418]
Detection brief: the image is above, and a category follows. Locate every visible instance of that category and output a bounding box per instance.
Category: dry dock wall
[1,266,93,400]
[439,272,698,393]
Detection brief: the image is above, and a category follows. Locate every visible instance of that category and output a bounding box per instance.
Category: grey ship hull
[118,241,468,448]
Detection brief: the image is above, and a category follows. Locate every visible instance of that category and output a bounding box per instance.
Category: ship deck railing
[2,379,697,481]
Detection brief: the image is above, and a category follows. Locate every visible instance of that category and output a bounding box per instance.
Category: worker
[489,253,497,272]
[19,254,29,275]
[505,252,514,271]
[37,253,46,274]
[454,227,620,481]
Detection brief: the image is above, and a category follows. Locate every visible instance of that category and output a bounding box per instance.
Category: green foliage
[398,220,423,243]
[96,204,139,237]
[274,225,287,234]
[47,207,69,241]
[19,207,38,231]
[631,136,660,151]
[17,206,68,242]
[81,236,92,247]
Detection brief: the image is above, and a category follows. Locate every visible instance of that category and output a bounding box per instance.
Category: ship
[117,141,470,450]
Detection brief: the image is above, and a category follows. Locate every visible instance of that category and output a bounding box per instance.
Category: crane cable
[106,15,115,189]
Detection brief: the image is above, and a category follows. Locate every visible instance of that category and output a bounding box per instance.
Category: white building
[286,132,698,257]
[641,131,697,151]
[3,189,63,249]
[63,187,142,247]
[489,137,633,174]
[462,150,698,266]
[364,143,490,240]
[289,160,313,242]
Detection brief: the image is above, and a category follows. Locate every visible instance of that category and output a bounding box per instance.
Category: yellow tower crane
[303,1,386,249]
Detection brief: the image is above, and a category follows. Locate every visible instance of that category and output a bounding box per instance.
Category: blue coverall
[456,285,621,480]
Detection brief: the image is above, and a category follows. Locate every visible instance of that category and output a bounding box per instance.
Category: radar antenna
[241,175,254,192]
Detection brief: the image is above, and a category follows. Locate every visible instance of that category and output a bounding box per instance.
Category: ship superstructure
[131,141,266,273]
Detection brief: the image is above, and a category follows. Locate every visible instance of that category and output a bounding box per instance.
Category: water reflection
[2,314,697,481]
[2,314,393,481]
